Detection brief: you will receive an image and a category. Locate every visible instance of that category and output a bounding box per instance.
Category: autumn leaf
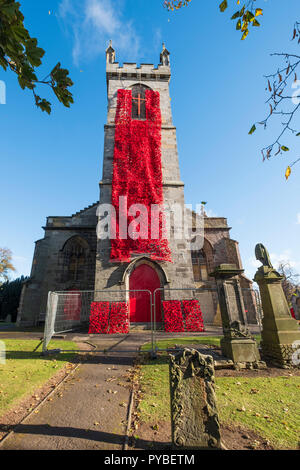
[219,0,228,13]
[249,124,256,135]
[285,166,291,180]
[268,80,272,92]
[241,29,249,40]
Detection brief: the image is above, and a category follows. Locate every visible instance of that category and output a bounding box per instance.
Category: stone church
[18,44,257,327]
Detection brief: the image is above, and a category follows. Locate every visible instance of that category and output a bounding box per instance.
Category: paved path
[0,327,262,450]
[1,334,150,450]
[0,325,261,341]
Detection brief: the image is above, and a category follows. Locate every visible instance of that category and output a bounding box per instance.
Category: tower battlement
[106,41,171,82]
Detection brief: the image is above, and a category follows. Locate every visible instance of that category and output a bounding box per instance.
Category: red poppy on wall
[64,290,82,322]
[111,89,171,263]
[88,301,109,334]
[182,300,205,332]
[162,300,185,332]
[109,302,130,334]
[162,299,205,333]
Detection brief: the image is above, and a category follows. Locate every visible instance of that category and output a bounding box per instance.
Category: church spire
[106,40,116,64]
[160,43,170,67]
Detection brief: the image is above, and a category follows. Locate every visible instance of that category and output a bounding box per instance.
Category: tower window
[131,85,149,120]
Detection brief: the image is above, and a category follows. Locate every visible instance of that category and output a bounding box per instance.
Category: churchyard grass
[136,350,299,450]
[140,335,261,351]
[0,339,77,416]
[216,376,300,449]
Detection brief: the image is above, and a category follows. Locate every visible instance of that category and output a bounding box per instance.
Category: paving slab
[1,335,145,450]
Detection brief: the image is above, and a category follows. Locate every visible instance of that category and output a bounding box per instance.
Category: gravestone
[213,303,222,327]
[169,348,221,449]
[254,243,300,367]
[210,264,261,366]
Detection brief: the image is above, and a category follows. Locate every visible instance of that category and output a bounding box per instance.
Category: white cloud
[249,257,261,269]
[269,250,300,270]
[205,208,218,218]
[297,212,300,224]
[58,0,140,66]
[244,250,300,283]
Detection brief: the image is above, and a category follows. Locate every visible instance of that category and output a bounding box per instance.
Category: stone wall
[18,204,98,325]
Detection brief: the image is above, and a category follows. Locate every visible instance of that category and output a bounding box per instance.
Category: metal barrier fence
[42,289,152,353]
[43,286,263,355]
[152,287,218,351]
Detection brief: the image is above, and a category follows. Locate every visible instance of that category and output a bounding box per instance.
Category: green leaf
[231,10,240,20]
[219,0,228,13]
[245,11,255,22]
[281,146,290,152]
[0,1,73,114]
[0,2,20,18]
[249,124,256,135]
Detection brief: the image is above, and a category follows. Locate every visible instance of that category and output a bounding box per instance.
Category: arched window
[191,249,208,282]
[62,237,89,282]
[131,85,150,120]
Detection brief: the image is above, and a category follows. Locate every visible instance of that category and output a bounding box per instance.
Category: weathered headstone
[210,264,261,366]
[254,243,300,368]
[169,348,221,449]
[213,303,222,327]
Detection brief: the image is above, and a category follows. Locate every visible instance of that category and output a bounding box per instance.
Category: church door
[129,264,162,323]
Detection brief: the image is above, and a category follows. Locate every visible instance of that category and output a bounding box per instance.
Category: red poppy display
[110,88,171,263]
[63,290,82,322]
[88,301,129,334]
[88,301,109,334]
[182,300,205,332]
[162,300,205,333]
[109,302,130,334]
[162,300,185,332]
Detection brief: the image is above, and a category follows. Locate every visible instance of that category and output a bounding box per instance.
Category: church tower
[17,43,258,327]
[94,43,196,323]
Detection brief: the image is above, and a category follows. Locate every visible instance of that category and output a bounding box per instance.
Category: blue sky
[1,0,300,281]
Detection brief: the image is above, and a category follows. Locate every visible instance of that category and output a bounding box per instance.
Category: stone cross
[169,348,221,449]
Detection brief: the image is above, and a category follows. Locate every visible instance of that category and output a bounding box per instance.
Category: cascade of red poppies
[110,89,171,262]
[88,301,129,334]
[89,302,109,334]
[162,300,205,333]
[162,300,185,332]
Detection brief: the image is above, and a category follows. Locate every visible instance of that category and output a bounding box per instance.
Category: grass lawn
[137,338,299,450]
[141,336,221,351]
[216,376,300,449]
[141,335,261,352]
[0,339,77,417]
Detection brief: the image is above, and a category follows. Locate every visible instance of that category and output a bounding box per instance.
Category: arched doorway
[129,264,162,323]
